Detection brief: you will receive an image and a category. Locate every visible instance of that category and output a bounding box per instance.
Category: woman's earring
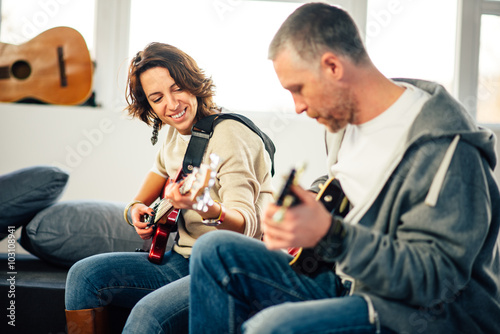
[151,118,161,145]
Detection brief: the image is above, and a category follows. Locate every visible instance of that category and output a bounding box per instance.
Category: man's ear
[321,52,343,80]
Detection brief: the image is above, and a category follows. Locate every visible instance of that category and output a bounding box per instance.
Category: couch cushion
[0,165,69,238]
[20,200,145,268]
[0,253,129,333]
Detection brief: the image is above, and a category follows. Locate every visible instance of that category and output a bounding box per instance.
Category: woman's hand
[163,181,198,210]
[262,185,331,250]
[130,203,155,240]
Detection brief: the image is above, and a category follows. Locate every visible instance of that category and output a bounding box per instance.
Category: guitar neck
[154,199,174,223]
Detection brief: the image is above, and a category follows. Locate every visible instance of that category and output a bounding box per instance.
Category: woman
[64,42,274,334]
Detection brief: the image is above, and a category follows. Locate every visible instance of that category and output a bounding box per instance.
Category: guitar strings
[152,172,197,224]
[151,164,216,224]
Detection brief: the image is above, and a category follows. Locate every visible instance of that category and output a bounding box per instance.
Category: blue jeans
[189,231,395,334]
[65,250,190,333]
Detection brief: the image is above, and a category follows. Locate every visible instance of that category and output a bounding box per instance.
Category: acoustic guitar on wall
[0,26,93,105]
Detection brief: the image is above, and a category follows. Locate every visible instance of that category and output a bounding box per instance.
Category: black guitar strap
[182,113,276,176]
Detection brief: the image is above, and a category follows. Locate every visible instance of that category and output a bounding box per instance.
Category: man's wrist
[315,215,346,261]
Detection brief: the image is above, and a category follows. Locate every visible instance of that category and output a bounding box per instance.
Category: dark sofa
[0,166,147,333]
[0,253,131,334]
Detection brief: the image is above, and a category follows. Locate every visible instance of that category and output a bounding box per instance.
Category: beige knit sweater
[154,119,274,257]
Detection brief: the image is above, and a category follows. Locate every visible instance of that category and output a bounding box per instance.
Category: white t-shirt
[330,82,431,208]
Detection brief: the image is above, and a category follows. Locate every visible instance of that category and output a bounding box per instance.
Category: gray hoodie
[318,79,500,333]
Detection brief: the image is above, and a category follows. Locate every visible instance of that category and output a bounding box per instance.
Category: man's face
[273,50,357,132]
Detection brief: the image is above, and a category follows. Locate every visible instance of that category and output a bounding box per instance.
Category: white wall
[1,102,500,257]
[0,103,328,203]
[1,103,499,204]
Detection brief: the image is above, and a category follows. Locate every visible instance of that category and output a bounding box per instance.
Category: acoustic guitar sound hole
[11,60,31,80]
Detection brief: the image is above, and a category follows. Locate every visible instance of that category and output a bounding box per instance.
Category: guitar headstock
[273,163,306,222]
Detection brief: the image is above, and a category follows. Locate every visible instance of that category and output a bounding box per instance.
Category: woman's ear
[321,52,343,80]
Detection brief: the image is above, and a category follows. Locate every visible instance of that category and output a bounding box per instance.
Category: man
[189,3,500,333]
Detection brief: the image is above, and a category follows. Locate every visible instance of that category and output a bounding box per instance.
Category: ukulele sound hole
[11,60,31,80]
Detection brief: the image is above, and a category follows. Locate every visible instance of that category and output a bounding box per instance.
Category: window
[1,0,498,122]
[128,0,305,113]
[476,14,500,123]
[455,0,500,123]
[365,0,458,93]
[0,0,96,106]
[0,0,95,57]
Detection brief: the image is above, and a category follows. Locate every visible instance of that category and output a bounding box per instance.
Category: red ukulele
[146,154,220,264]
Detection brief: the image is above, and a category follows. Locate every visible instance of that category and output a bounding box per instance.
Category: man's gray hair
[268,3,368,64]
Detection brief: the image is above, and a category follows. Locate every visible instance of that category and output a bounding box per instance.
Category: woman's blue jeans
[189,231,394,334]
[65,249,190,333]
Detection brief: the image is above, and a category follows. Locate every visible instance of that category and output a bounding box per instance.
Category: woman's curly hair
[125,42,217,126]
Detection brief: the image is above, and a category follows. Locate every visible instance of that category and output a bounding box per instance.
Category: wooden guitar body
[0,26,93,105]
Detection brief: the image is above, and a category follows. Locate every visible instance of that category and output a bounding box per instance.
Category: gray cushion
[0,166,69,237]
[20,200,145,268]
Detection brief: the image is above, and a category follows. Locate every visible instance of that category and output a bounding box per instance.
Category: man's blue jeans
[65,250,190,333]
[189,231,394,334]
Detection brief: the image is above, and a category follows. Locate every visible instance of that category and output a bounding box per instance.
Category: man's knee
[192,230,243,260]
[191,230,261,279]
[194,230,240,250]
[242,303,295,334]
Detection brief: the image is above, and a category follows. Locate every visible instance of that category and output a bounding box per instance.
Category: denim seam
[159,303,189,334]
[227,268,311,301]
[307,324,374,333]
[97,285,157,303]
[228,291,235,334]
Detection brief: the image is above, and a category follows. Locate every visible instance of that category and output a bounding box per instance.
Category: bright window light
[476,14,500,124]
[0,0,95,58]
[128,0,305,113]
[366,0,458,93]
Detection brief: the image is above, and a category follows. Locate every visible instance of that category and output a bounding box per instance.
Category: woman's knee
[67,253,113,285]
[66,254,113,306]
[66,253,139,309]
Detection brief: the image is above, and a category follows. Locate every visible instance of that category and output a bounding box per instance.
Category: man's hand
[262,185,332,250]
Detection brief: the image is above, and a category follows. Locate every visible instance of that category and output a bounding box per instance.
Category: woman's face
[140,66,198,135]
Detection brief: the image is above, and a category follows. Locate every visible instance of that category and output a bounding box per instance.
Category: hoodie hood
[395,78,497,170]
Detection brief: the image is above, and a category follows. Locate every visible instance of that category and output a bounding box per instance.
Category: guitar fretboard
[154,199,174,223]
[153,177,192,223]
